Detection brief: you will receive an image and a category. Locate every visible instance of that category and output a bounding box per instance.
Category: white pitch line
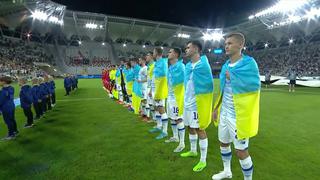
[261,88,320,95]
[57,97,106,102]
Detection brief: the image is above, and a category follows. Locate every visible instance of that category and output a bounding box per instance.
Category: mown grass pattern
[0,79,319,180]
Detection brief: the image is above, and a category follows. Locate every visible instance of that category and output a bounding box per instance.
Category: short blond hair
[225,32,245,46]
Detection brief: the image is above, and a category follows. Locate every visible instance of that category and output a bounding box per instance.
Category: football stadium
[0,0,320,179]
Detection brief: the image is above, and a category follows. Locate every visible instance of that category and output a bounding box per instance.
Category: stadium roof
[1,0,320,48]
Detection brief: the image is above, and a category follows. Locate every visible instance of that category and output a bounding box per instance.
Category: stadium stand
[0,36,53,77]
[0,0,320,78]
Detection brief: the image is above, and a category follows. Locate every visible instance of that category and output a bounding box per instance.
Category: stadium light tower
[48,16,64,25]
[177,33,190,39]
[48,16,58,23]
[29,1,66,26]
[202,29,224,42]
[202,32,213,41]
[305,8,320,20]
[254,0,309,17]
[248,15,255,20]
[249,0,316,29]
[85,23,98,29]
[31,10,48,21]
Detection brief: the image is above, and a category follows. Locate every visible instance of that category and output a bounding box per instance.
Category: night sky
[54,0,278,28]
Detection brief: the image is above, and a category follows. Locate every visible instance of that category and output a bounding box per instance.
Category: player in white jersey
[146,52,155,122]
[164,48,186,153]
[149,47,168,140]
[138,57,148,121]
[212,33,255,180]
[180,41,210,172]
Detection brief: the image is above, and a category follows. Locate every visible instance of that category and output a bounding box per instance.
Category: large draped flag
[154,58,168,100]
[122,67,128,82]
[132,64,143,114]
[109,69,116,82]
[185,55,214,130]
[124,68,134,96]
[147,61,155,85]
[115,68,121,85]
[168,59,185,116]
[214,54,261,139]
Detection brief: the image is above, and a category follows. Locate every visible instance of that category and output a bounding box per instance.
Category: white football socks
[199,138,208,163]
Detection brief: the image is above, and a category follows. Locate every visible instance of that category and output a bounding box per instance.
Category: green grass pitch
[0,79,319,179]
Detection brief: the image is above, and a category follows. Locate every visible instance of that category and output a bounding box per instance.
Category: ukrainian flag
[154,58,168,100]
[132,64,143,114]
[215,54,261,139]
[115,68,121,85]
[122,67,128,82]
[147,61,155,83]
[109,69,116,81]
[185,55,214,130]
[169,59,185,116]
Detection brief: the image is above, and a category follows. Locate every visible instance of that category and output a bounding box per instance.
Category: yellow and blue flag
[132,64,142,114]
[215,54,261,139]
[168,59,185,116]
[122,67,128,82]
[115,68,121,85]
[185,55,214,130]
[154,58,168,100]
[147,61,155,80]
[109,69,116,81]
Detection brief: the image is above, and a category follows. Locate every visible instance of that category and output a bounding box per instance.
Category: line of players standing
[63,74,78,96]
